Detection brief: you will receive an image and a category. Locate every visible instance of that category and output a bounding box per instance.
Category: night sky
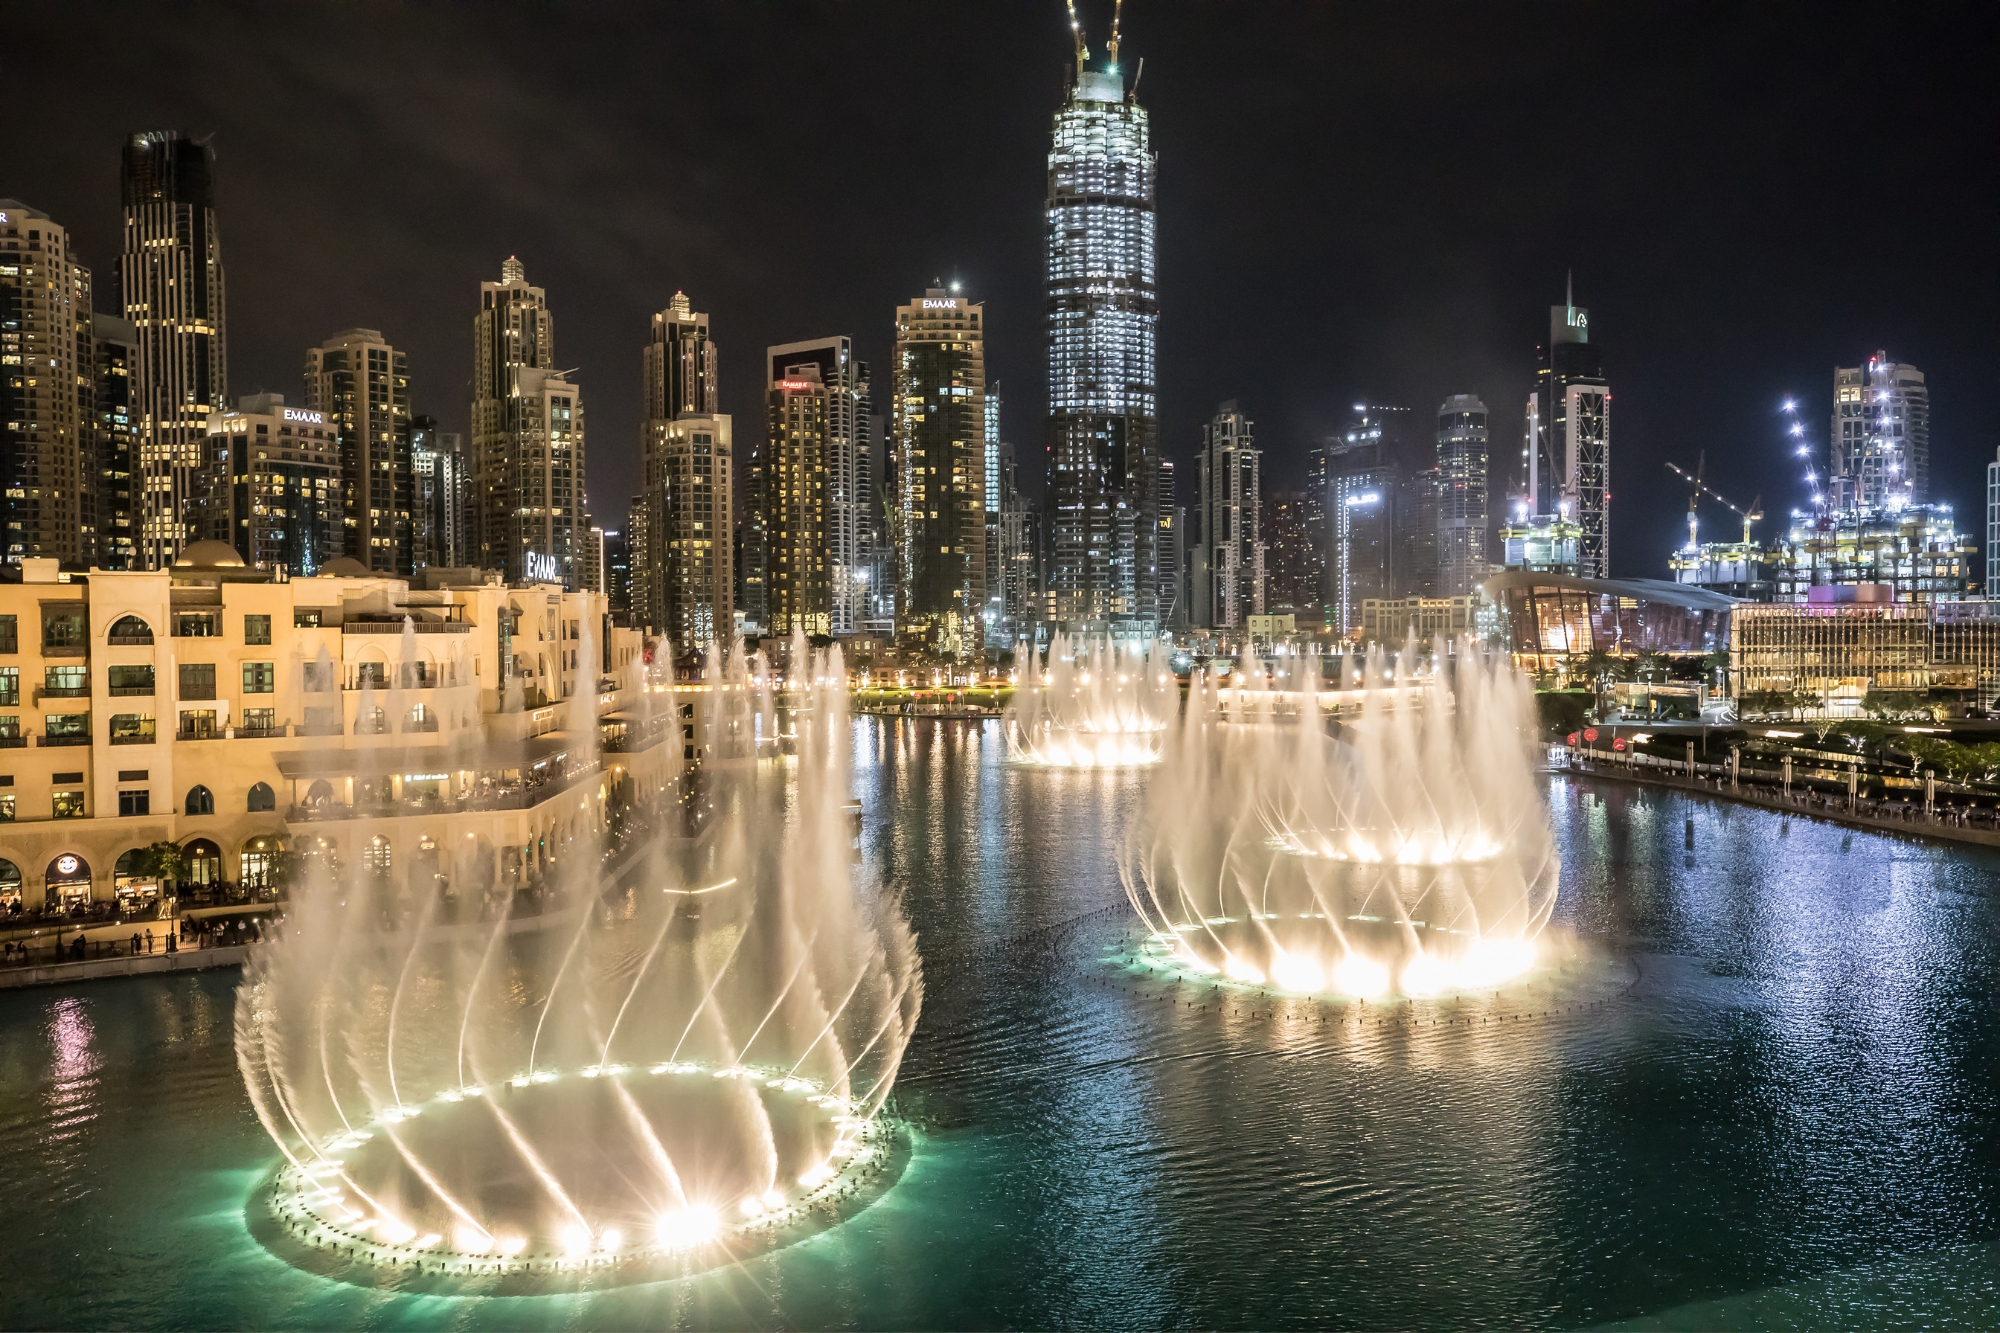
[9,2,1997,580]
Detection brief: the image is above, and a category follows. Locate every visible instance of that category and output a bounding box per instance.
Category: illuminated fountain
[1005,633,1177,767]
[1119,639,1558,999]
[236,636,922,1282]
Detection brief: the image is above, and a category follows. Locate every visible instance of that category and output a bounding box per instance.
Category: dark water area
[2,718,1998,1329]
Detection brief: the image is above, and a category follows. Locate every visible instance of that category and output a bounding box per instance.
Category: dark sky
[9,2,1997,579]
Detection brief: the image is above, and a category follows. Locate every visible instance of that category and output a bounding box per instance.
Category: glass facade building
[1045,66,1158,635]
[1489,571,1735,676]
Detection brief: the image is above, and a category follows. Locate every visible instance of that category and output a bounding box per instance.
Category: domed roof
[318,557,371,578]
[172,540,246,569]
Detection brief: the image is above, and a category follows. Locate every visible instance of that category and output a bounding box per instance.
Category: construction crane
[1666,459,1764,547]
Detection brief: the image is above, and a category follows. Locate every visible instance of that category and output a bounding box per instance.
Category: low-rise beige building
[0,542,681,916]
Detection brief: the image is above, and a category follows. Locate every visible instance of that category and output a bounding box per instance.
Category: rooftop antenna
[1064,0,1088,74]
[1108,0,1123,67]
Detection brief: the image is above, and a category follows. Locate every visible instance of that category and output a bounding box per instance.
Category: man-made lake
[3,718,1997,1329]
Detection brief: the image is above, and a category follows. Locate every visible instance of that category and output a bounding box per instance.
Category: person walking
[144,928,154,954]
[130,932,141,956]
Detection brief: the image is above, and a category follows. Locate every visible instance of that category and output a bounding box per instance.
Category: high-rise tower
[894,292,985,649]
[1193,401,1261,630]
[1435,394,1489,598]
[769,337,869,637]
[305,328,411,573]
[1045,18,1158,637]
[1830,353,1928,511]
[120,132,226,569]
[1526,277,1609,578]
[92,312,140,570]
[0,201,94,565]
[637,293,731,644]
[470,257,584,586]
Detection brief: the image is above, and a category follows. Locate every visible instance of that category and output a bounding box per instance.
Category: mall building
[0,543,686,916]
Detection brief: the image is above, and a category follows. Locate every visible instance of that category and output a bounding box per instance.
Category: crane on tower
[1666,459,1764,547]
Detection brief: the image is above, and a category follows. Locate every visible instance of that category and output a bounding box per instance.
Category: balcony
[107,632,155,646]
[38,734,90,747]
[340,621,470,635]
[110,731,156,746]
[108,685,155,697]
[179,688,216,701]
[234,725,286,739]
[36,686,90,701]
[0,736,25,749]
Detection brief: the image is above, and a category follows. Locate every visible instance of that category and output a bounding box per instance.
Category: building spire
[1565,267,1573,311]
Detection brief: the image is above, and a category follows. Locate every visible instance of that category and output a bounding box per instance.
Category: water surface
[2,719,1997,1329]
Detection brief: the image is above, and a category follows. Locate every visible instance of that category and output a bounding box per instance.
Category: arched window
[247,782,275,812]
[240,837,282,889]
[107,615,154,645]
[305,779,334,807]
[357,707,387,735]
[181,839,221,887]
[0,857,22,913]
[185,784,214,816]
[364,835,392,874]
[405,703,434,732]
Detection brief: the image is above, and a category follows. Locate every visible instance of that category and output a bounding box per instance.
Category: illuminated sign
[778,380,815,391]
[1567,307,1589,331]
[55,855,80,876]
[1344,492,1381,506]
[922,298,958,310]
[525,551,561,583]
[283,408,325,425]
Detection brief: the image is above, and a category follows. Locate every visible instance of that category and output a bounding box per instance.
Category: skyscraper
[470,257,585,586]
[1045,35,1158,637]
[1435,394,1489,598]
[984,381,1005,644]
[202,393,337,573]
[0,200,94,565]
[1193,401,1261,629]
[637,293,732,644]
[769,337,869,636]
[762,355,832,638]
[1262,488,1314,614]
[1157,456,1184,631]
[645,292,719,420]
[305,328,411,573]
[997,441,1043,645]
[649,416,733,648]
[1526,278,1609,578]
[1329,408,1403,638]
[893,292,986,650]
[410,415,466,569]
[121,132,226,569]
[92,312,140,570]
[1831,353,1929,511]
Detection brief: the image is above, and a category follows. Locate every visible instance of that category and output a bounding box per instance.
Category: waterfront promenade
[1563,752,2000,850]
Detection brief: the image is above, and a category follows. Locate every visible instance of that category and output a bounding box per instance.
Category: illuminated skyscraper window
[1045,54,1158,637]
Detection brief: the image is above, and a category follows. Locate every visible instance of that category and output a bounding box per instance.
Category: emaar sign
[525,551,561,583]
[282,408,325,425]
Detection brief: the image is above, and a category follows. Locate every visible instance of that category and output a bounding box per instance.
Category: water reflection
[0,756,1998,1328]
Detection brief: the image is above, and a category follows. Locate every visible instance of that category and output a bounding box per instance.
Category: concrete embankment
[0,944,249,991]
[1561,761,2000,851]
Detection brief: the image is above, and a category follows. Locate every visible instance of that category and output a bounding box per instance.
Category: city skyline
[5,4,1997,587]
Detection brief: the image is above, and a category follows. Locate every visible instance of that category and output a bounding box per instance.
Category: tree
[1738,689,1788,718]
[136,840,183,890]
[1786,681,1823,718]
